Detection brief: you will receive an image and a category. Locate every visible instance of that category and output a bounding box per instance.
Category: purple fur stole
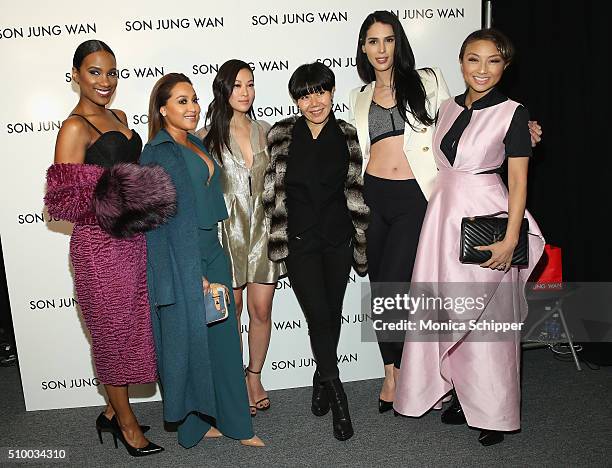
[93,163,176,238]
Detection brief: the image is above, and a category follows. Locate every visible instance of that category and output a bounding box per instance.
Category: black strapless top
[71,110,142,168]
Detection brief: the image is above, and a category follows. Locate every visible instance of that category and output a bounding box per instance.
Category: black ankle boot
[440,390,467,425]
[311,371,330,416]
[324,378,354,441]
[478,429,504,446]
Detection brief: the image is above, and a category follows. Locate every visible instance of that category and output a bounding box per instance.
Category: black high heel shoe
[378,399,393,413]
[324,378,354,441]
[110,417,164,457]
[440,390,467,425]
[95,413,150,444]
[312,371,330,416]
[478,429,504,446]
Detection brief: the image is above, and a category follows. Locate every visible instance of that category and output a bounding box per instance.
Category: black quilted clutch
[460,214,529,266]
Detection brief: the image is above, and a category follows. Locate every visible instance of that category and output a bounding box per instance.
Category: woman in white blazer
[348,11,541,413]
[348,11,450,414]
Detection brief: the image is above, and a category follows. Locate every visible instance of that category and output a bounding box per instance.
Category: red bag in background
[529,244,562,290]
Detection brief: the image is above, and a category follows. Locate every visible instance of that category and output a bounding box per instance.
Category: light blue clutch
[204,286,229,324]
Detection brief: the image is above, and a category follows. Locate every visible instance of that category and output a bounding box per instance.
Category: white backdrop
[0,0,480,411]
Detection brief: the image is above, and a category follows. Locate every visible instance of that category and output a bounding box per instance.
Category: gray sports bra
[368,101,405,145]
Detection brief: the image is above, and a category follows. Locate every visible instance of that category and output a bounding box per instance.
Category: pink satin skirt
[394,169,545,431]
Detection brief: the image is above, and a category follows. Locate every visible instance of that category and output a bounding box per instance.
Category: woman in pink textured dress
[393,29,545,446]
[45,40,174,456]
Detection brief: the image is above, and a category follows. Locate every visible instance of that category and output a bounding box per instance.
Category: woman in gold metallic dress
[197,59,285,416]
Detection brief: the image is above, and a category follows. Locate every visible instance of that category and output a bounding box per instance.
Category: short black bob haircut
[288,62,335,100]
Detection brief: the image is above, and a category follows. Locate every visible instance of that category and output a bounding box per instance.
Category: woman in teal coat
[141,73,264,448]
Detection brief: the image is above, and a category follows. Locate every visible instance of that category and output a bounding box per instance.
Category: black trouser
[285,230,353,382]
[363,174,428,369]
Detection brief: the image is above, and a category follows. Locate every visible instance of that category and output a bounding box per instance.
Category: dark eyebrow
[466,52,502,59]
[87,65,117,72]
[366,34,395,40]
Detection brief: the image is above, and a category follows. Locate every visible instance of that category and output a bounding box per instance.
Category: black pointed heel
[378,399,393,413]
[95,412,150,444]
[111,417,164,457]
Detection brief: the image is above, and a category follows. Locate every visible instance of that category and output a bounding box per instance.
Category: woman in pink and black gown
[394,29,545,446]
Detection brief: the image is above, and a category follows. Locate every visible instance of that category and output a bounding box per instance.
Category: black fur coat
[263,116,369,276]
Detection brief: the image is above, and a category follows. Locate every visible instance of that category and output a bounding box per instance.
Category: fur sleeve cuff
[44,163,104,223]
[93,163,177,238]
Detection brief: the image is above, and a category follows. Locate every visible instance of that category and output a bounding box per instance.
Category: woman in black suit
[263,63,369,441]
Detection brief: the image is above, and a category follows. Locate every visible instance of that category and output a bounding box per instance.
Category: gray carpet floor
[0,348,610,467]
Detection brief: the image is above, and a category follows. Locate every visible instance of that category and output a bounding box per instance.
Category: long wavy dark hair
[203,59,255,164]
[147,73,192,141]
[355,11,435,128]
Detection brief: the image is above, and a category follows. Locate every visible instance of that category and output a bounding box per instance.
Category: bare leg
[104,384,147,448]
[103,402,115,419]
[245,283,275,410]
[379,364,396,402]
[392,366,400,398]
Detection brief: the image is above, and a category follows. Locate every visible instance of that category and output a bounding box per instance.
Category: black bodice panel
[84,131,143,168]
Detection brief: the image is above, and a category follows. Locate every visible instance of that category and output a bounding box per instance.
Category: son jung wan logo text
[316,57,357,69]
[7,121,61,134]
[390,8,466,20]
[255,102,349,119]
[65,66,165,82]
[124,17,223,31]
[271,353,358,370]
[251,11,348,26]
[0,23,96,40]
[41,377,100,391]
